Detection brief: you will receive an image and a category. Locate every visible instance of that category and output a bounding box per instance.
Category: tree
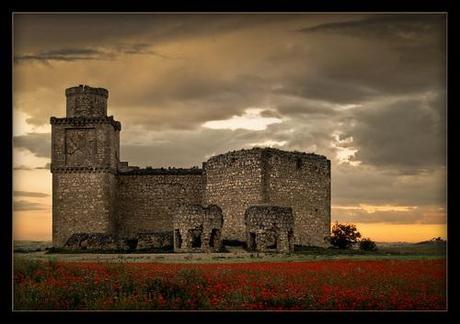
[359,238,377,251]
[326,222,361,249]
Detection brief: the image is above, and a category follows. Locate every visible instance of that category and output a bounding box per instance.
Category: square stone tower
[50,85,121,247]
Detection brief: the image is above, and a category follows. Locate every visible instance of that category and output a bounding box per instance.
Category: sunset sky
[12,13,447,242]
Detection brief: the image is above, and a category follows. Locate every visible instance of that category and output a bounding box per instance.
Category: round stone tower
[65,85,109,118]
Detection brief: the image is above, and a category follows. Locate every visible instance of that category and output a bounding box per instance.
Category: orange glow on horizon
[332,222,447,243]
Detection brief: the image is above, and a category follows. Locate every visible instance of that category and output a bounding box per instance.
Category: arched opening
[267,232,278,250]
[174,229,182,249]
[248,232,257,251]
[288,230,294,251]
[191,229,202,248]
[126,238,138,250]
[209,229,220,248]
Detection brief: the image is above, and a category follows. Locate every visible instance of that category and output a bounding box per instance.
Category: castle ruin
[51,85,331,252]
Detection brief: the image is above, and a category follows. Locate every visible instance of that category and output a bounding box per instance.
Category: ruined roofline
[118,166,203,175]
[205,147,329,163]
[65,85,109,98]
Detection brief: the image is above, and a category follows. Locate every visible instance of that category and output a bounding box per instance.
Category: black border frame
[2,0,457,323]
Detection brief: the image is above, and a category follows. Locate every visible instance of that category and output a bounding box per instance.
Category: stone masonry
[173,204,224,253]
[51,85,331,251]
[244,205,294,253]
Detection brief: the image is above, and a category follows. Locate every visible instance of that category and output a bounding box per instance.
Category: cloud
[14,191,49,197]
[298,14,446,47]
[13,200,48,211]
[13,133,50,158]
[202,108,283,131]
[341,93,446,172]
[15,43,170,63]
[332,205,446,225]
[15,48,106,62]
[13,165,34,171]
[13,14,291,54]
[12,14,447,227]
[35,163,51,170]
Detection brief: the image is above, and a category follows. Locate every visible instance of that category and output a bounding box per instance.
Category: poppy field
[14,258,446,310]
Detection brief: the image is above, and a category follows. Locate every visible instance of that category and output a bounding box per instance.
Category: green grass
[13,240,446,264]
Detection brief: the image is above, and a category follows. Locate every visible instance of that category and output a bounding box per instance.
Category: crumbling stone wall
[64,233,118,250]
[135,232,173,250]
[51,85,331,251]
[244,205,294,253]
[64,232,173,251]
[204,149,264,242]
[173,204,223,252]
[203,148,331,247]
[262,149,331,246]
[116,170,204,238]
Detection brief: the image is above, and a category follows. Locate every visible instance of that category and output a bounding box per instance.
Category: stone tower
[50,85,121,247]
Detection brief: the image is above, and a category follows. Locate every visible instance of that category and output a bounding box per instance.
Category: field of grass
[13,258,446,310]
[13,240,446,264]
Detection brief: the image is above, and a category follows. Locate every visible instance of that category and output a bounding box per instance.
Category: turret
[50,85,120,247]
[65,85,108,118]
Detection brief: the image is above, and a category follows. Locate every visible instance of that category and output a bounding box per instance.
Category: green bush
[326,222,361,249]
[359,238,377,251]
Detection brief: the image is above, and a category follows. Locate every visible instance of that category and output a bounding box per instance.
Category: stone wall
[116,170,204,238]
[51,85,121,247]
[173,204,223,252]
[263,149,331,246]
[66,85,108,118]
[204,149,264,242]
[64,233,118,250]
[52,171,117,247]
[50,119,121,172]
[203,148,330,247]
[51,85,331,251]
[244,205,294,253]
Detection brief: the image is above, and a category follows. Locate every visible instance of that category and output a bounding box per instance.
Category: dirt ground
[13,240,446,263]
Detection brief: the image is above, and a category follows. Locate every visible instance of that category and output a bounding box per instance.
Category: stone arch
[173,203,224,252]
[244,205,294,253]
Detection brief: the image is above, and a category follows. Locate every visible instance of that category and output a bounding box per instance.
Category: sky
[12,13,447,242]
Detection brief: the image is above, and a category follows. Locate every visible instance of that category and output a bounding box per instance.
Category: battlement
[50,166,117,174]
[50,116,121,131]
[65,85,109,98]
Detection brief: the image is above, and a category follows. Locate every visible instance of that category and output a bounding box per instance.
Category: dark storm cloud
[14,191,49,198]
[13,14,290,54]
[332,164,446,207]
[15,48,105,62]
[268,14,447,105]
[341,94,446,172]
[13,200,47,211]
[15,43,169,63]
[113,73,271,130]
[299,14,445,41]
[13,133,51,158]
[12,14,447,226]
